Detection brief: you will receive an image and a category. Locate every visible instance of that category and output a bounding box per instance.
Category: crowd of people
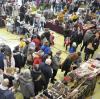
[0,0,100,99]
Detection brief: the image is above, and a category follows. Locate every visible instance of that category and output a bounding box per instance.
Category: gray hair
[45,58,52,65]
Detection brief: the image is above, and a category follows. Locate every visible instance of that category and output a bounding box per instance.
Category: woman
[13,46,23,69]
[61,52,80,76]
[19,69,35,99]
[84,41,94,61]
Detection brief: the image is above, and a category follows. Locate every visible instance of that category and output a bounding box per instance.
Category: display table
[45,21,64,34]
[35,59,100,99]
[45,21,96,35]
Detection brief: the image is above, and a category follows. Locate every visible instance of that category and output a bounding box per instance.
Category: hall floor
[0,28,100,99]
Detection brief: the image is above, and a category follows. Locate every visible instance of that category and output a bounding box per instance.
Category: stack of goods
[68,59,100,97]
[35,80,90,99]
[83,24,95,31]
[70,59,100,80]
[35,81,70,99]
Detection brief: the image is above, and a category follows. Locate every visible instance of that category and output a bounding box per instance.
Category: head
[45,58,52,65]
[23,69,31,79]
[95,32,100,38]
[44,41,49,46]
[20,37,23,41]
[56,50,62,56]
[77,52,81,56]
[15,68,20,73]
[0,69,3,75]
[2,79,9,87]
[72,42,77,47]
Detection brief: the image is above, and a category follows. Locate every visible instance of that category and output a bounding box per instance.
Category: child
[50,32,55,46]
[64,37,71,50]
[69,42,77,53]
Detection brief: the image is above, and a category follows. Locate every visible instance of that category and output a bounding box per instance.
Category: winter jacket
[0,88,15,99]
[0,52,4,70]
[13,52,23,68]
[31,69,46,93]
[40,63,53,84]
[32,38,41,51]
[61,58,72,72]
[41,45,51,55]
[83,30,94,43]
[19,75,35,98]
[52,55,61,70]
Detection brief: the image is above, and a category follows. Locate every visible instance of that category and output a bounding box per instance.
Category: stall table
[35,59,100,99]
[45,21,96,35]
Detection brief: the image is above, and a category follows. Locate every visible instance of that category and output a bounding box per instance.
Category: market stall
[35,59,100,99]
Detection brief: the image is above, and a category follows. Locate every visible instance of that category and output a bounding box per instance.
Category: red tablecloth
[45,22,96,34]
[45,22,64,34]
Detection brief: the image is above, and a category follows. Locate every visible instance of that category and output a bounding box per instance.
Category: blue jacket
[0,89,15,99]
[0,52,4,70]
[41,45,51,54]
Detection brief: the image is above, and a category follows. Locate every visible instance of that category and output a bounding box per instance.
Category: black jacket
[31,69,46,94]
[40,63,52,83]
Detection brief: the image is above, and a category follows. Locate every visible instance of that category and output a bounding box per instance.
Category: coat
[0,88,15,99]
[13,52,23,69]
[83,30,94,43]
[31,69,46,94]
[61,58,72,72]
[19,75,35,98]
[41,45,51,55]
[52,55,61,70]
[40,63,53,84]
[0,52,4,70]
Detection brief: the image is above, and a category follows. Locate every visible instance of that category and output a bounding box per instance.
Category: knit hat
[23,69,31,80]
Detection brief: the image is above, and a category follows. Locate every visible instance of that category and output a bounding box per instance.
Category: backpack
[0,89,15,99]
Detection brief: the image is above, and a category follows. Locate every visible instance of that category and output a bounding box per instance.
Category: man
[40,58,53,89]
[51,50,62,83]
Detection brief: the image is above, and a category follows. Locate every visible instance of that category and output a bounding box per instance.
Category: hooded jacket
[19,74,35,98]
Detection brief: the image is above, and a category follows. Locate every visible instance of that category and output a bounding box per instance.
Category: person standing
[19,69,35,99]
[40,58,53,89]
[92,32,100,57]
[0,48,5,70]
[84,41,94,61]
[51,50,62,83]
[0,79,15,99]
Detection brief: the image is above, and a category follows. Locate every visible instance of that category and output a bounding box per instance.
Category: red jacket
[32,38,41,51]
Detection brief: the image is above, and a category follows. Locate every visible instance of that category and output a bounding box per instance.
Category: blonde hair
[2,79,9,87]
